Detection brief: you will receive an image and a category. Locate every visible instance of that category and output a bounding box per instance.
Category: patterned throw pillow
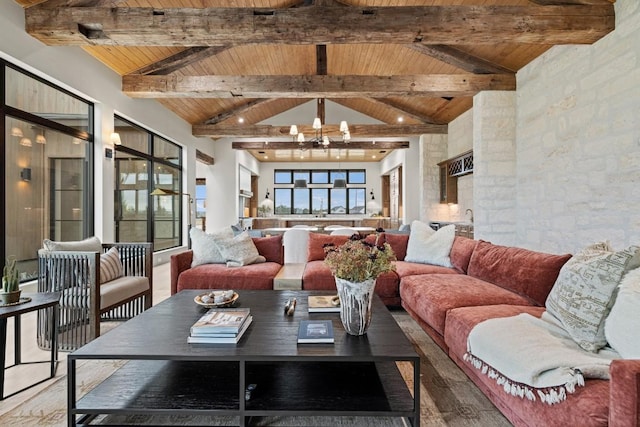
[215,231,263,267]
[190,227,234,267]
[100,247,123,284]
[545,242,640,352]
[404,221,455,268]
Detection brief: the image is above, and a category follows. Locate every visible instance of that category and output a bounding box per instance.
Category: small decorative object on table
[324,232,396,335]
[297,320,334,343]
[194,290,238,308]
[284,298,297,316]
[1,256,21,305]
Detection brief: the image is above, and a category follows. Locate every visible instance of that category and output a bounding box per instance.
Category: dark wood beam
[132,46,230,76]
[528,1,613,5]
[406,45,515,74]
[369,98,444,124]
[194,123,447,138]
[232,140,411,150]
[122,74,516,98]
[25,5,614,46]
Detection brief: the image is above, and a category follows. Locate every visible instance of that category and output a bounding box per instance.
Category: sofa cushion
[43,236,102,252]
[467,241,572,306]
[252,234,284,264]
[405,222,455,267]
[450,236,479,274]
[190,226,234,267]
[100,247,123,284]
[546,242,640,352]
[176,262,282,292]
[605,267,640,358]
[302,260,399,299]
[400,274,533,337]
[393,260,458,279]
[307,233,350,261]
[100,275,149,310]
[381,233,409,261]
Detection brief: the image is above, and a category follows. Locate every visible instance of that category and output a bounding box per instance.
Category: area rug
[0,311,510,426]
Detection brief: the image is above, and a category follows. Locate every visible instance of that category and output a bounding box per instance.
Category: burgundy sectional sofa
[170,230,640,426]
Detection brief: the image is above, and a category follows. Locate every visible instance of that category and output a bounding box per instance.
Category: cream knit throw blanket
[464,312,618,405]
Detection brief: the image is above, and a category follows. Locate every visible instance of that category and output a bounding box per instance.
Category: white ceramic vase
[335,276,376,336]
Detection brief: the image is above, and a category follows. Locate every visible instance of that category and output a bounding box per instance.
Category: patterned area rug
[0,311,510,426]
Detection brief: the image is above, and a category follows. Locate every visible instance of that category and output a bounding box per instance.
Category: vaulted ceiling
[15,0,615,162]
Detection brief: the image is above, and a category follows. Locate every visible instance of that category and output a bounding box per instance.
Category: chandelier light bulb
[289,125,298,136]
[297,133,305,143]
[322,136,330,146]
[339,121,349,132]
[312,118,322,130]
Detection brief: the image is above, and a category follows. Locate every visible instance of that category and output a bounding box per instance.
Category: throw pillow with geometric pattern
[545,242,640,352]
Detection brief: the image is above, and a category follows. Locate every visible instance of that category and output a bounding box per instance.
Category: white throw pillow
[404,221,455,268]
[43,236,102,252]
[215,231,263,267]
[605,267,640,358]
[190,227,234,267]
[546,242,640,352]
[100,247,123,284]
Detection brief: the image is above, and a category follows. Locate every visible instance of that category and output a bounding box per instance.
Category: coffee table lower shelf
[71,359,416,426]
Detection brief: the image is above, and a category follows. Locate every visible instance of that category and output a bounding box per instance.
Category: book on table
[297,320,334,344]
[308,295,341,313]
[188,316,253,344]
[190,307,251,335]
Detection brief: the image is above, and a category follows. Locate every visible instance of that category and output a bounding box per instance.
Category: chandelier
[289,118,350,152]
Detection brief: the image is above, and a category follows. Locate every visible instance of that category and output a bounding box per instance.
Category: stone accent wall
[473,91,517,246]
[515,0,640,253]
[419,134,449,222]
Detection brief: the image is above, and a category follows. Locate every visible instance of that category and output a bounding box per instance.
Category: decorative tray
[194,291,239,308]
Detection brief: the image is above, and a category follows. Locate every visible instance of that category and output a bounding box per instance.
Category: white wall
[0,2,211,258]
[515,0,640,253]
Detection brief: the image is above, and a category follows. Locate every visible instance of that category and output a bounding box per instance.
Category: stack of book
[187,307,252,344]
[297,320,335,344]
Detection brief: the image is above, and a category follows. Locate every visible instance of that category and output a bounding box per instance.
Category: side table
[0,291,60,400]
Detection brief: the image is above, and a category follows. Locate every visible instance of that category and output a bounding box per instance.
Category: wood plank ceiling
[16,0,615,162]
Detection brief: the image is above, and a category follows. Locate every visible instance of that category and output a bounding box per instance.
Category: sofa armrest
[610,359,640,427]
[170,250,193,295]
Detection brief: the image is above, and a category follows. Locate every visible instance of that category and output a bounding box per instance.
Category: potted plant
[2,255,21,304]
[323,232,396,335]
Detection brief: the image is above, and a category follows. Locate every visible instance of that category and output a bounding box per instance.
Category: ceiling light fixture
[289,117,350,153]
[19,137,32,147]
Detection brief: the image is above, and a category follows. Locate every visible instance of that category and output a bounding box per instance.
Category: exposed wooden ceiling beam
[528,1,613,5]
[406,45,515,74]
[25,5,614,46]
[133,46,230,76]
[368,98,444,124]
[123,74,516,98]
[203,99,309,126]
[194,123,446,138]
[232,141,411,150]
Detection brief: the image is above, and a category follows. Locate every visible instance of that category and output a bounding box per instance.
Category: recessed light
[397,117,404,123]
[238,117,244,123]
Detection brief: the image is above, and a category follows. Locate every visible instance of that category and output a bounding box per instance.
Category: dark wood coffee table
[68,290,420,426]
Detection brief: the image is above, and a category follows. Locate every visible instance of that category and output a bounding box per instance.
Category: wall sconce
[11,127,23,137]
[20,167,32,182]
[370,189,375,200]
[110,132,122,145]
[36,130,46,144]
[19,137,32,147]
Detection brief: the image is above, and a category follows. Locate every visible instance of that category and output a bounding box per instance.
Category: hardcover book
[188,316,253,344]
[308,295,341,313]
[297,320,335,344]
[190,308,251,335]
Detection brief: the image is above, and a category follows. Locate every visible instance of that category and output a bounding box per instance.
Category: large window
[114,116,183,251]
[273,169,367,215]
[2,61,94,282]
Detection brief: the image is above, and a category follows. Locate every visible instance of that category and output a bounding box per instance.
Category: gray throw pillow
[215,231,262,267]
[190,227,234,267]
[546,242,640,352]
